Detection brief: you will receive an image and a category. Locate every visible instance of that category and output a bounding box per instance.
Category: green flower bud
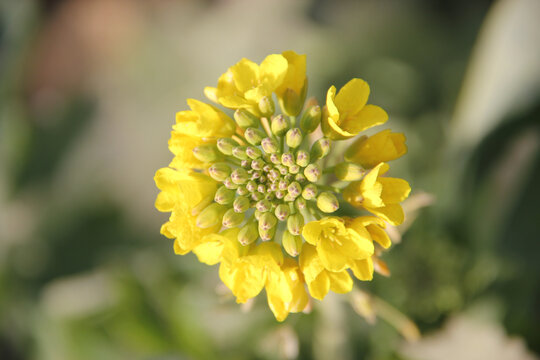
[284,193,296,202]
[334,162,365,181]
[296,150,310,167]
[234,109,259,128]
[301,183,318,200]
[232,146,248,160]
[281,152,294,167]
[209,163,231,182]
[244,127,265,145]
[238,220,259,245]
[251,158,265,170]
[233,196,250,213]
[295,197,307,210]
[286,128,303,148]
[289,165,300,174]
[246,146,262,159]
[300,105,321,134]
[223,177,238,189]
[274,203,290,221]
[271,114,289,136]
[259,212,277,231]
[259,225,276,241]
[246,180,257,192]
[310,137,331,161]
[259,96,275,117]
[216,138,237,155]
[222,208,245,228]
[282,230,302,257]
[251,192,264,201]
[304,164,321,182]
[287,181,302,197]
[236,186,248,196]
[231,168,249,184]
[295,173,306,182]
[196,203,226,228]
[214,186,235,205]
[279,80,307,116]
[287,213,304,235]
[193,144,221,163]
[256,199,272,212]
[317,191,339,213]
[261,137,278,154]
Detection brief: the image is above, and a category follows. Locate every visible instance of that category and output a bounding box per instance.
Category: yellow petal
[366,204,405,226]
[345,129,407,168]
[340,104,388,134]
[321,87,357,140]
[230,58,259,93]
[318,239,349,272]
[366,224,391,249]
[307,271,330,300]
[338,229,375,260]
[276,51,306,95]
[350,258,374,281]
[259,54,288,91]
[379,177,411,203]
[328,270,354,293]
[334,78,370,115]
[301,220,324,245]
[299,243,324,283]
[193,241,223,265]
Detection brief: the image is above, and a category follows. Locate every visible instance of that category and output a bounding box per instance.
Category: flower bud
[234,109,259,128]
[214,186,235,205]
[276,165,288,175]
[317,191,339,213]
[223,177,238,189]
[246,146,262,159]
[287,181,302,197]
[301,183,318,200]
[193,144,221,163]
[257,184,266,193]
[259,96,275,117]
[251,192,264,201]
[282,230,302,257]
[269,153,280,164]
[246,180,257,192]
[233,196,250,213]
[236,186,248,196]
[217,138,237,155]
[275,190,286,199]
[231,168,249,184]
[259,225,276,241]
[310,137,331,160]
[238,221,258,245]
[261,137,278,154]
[281,152,294,167]
[259,212,277,231]
[295,197,307,210]
[196,203,226,228]
[251,158,265,170]
[304,164,321,182]
[289,165,300,174]
[287,213,304,235]
[279,83,306,116]
[232,146,248,160]
[335,162,365,181]
[274,203,290,221]
[209,163,231,182]
[244,127,265,145]
[296,150,310,167]
[271,114,289,136]
[286,128,303,148]
[222,208,245,228]
[300,105,321,134]
[256,199,272,212]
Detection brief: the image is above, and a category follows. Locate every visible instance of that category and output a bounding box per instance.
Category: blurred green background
[1,0,539,359]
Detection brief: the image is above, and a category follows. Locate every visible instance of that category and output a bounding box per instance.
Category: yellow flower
[345,129,407,168]
[343,163,411,225]
[321,78,388,140]
[299,244,353,300]
[204,54,288,114]
[274,50,307,116]
[302,217,374,272]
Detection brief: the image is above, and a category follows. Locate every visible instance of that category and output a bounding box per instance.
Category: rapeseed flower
[155,51,410,321]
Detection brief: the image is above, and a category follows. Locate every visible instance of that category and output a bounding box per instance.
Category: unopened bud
[286,128,303,148]
[214,186,235,205]
[246,181,257,192]
[296,150,310,167]
[209,163,231,181]
[259,212,277,231]
[257,184,266,193]
[295,197,307,210]
[233,196,250,213]
[281,152,294,167]
[231,168,249,184]
[251,192,264,201]
[236,186,248,196]
[256,199,272,213]
[279,84,306,117]
[304,164,321,182]
[310,138,331,160]
[238,221,258,245]
[259,226,276,241]
[196,203,226,228]
[282,230,302,256]
[246,146,262,159]
[287,181,302,197]
[302,184,318,200]
[275,190,286,199]
[317,191,339,213]
[223,177,238,189]
[244,127,265,145]
[276,165,288,175]
[193,144,221,163]
[334,162,365,181]
[287,213,304,235]
[232,146,248,160]
[259,96,275,117]
[289,165,300,174]
[217,138,237,155]
[269,153,281,164]
[222,208,245,228]
[274,203,290,221]
[251,158,264,170]
[234,109,259,129]
[261,137,278,154]
[300,105,321,134]
[271,114,289,136]
[295,173,306,182]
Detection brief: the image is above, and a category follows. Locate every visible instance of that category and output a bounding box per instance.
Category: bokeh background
[1,0,539,359]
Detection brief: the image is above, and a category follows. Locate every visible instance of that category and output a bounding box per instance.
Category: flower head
[155,52,411,321]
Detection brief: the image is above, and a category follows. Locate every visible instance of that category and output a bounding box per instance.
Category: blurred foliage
[1,0,539,359]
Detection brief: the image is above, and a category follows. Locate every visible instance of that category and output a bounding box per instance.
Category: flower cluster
[155,51,410,321]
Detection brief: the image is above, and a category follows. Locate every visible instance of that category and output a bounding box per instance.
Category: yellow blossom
[343,163,411,225]
[322,78,388,140]
[274,50,307,116]
[345,129,407,168]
